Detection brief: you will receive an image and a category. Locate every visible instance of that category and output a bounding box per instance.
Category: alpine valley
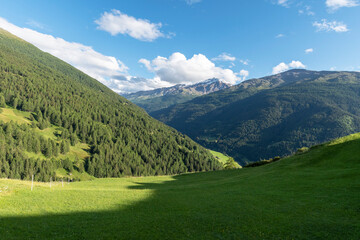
[151,69,360,165]
[0,1,359,238]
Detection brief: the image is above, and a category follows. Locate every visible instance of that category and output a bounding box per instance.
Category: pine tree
[0,95,5,107]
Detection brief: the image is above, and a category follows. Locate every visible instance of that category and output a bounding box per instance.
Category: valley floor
[1,134,360,239]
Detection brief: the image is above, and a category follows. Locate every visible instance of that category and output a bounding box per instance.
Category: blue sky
[0,0,359,93]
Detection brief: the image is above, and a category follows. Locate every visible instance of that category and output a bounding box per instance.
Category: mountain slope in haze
[123,78,231,113]
[152,69,360,165]
[0,28,222,181]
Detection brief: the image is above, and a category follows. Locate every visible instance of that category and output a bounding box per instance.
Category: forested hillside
[0,28,222,181]
[153,69,360,165]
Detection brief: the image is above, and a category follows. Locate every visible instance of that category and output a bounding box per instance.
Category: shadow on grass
[1,138,360,239]
[1,172,240,240]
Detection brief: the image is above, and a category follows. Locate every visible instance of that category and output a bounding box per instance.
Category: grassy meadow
[209,150,241,168]
[1,133,360,239]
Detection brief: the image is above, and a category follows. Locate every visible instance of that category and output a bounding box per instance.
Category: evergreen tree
[0,95,5,107]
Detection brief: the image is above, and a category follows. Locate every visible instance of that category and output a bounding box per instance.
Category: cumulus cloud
[272,63,289,74]
[139,52,245,85]
[276,33,285,38]
[272,60,306,74]
[108,76,173,94]
[0,17,130,91]
[313,19,349,32]
[212,53,236,61]
[326,0,358,11]
[239,70,249,81]
[288,60,306,68]
[95,10,166,41]
[305,48,314,54]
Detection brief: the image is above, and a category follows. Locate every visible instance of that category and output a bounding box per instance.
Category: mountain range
[123,78,231,113]
[0,28,222,181]
[152,69,360,165]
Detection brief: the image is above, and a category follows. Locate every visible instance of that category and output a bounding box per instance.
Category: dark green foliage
[224,157,239,169]
[244,156,281,168]
[61,158,73,172]
[59,140,70,154]
[0,94,5,107]
[127,94,198,113]
[153,69,360,165]
[0,121,60,180]
[0,29,221,181]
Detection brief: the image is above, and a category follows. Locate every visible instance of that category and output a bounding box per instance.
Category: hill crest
[123,78,231,112]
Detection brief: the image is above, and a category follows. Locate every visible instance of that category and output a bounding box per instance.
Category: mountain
[0,28,222,181]
[123,78,231,113]
[152,69,360,165]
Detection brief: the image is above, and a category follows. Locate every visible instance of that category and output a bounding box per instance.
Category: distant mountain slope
[0,28,222,181]
[123,78,231,112]
[152,69,360,165]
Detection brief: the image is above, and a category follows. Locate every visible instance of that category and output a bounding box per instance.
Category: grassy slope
[209,150,241,168]
[0,108,31,124]
[0,133,359,239]
[209,150,230,165]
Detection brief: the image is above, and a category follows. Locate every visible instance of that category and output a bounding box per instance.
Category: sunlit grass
[0,134,359,239]
[0,177,174,217]
[0,107,31,124]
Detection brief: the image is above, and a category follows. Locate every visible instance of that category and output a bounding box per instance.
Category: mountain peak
[124,78,232,112]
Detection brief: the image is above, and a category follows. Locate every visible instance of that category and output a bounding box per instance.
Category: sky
[0,0,359,93]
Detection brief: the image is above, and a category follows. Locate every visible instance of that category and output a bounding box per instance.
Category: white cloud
[212,53,236,61]
[239,70,249,81]
[108,76,173,94]
[326,0,358,11]
[313,19,349,32]
[95,10,166,41]
[305,48,314,54]
[139,52,242,85]
[276,33,285,38]
[288,60,306,68]
[186,0,202,5]
[272,60,306,74]
[272,62,289,74]
[0,17,131,91]
[137,58,151,71]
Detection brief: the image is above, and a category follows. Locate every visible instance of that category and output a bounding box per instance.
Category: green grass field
[0,107,31,124]
[1,133,359,239]
[209,150,241,168]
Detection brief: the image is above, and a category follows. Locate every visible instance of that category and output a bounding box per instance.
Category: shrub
[244,156,281,168]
